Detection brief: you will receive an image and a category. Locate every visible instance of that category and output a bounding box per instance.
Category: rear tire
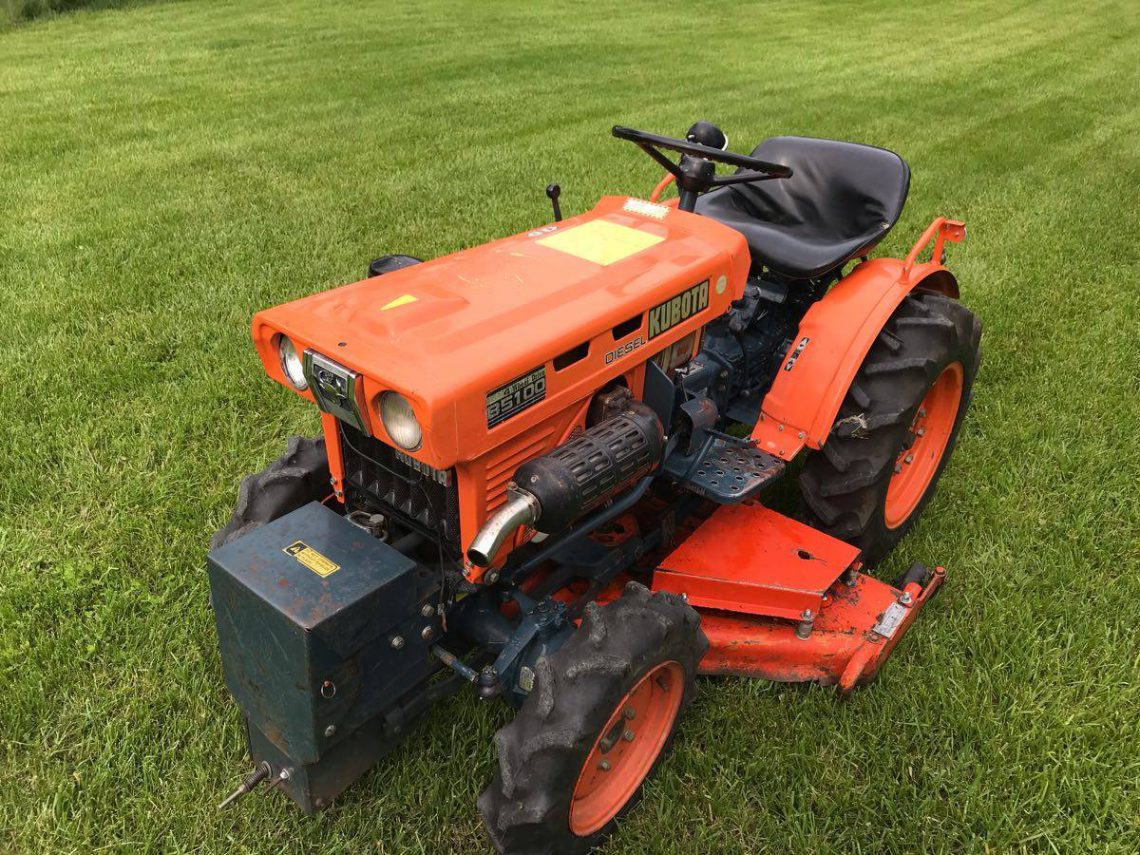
[478,583,707,855]
[210,435,330,549]
[798,291,981,565]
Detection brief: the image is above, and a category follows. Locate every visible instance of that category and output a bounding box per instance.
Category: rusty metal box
[207,501,438,810]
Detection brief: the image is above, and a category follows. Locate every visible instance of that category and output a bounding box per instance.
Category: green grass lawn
[2,0,160,30]
[1,0,1138,851]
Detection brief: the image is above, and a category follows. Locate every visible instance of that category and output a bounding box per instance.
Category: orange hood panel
[252,196,749,466]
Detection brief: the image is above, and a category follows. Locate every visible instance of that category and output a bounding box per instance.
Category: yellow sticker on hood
[537,220,664,266]
[381,294,418,311]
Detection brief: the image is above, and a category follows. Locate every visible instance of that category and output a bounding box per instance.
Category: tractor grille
[338,422,461,554]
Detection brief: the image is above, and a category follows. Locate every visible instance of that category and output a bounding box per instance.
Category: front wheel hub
[569,661,684,837]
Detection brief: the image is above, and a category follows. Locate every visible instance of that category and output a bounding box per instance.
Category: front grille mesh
[338,422,460,553]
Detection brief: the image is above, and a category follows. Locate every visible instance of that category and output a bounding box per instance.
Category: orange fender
[750,218,965,460]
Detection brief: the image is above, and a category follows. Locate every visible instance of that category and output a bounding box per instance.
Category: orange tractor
[208,122,980,852]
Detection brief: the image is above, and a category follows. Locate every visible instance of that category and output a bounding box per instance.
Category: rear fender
[750,218,964,460]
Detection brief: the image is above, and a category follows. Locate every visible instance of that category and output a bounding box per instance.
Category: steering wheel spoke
[613,125,792,178]
[613,124,791,212]
[637,142,682,178]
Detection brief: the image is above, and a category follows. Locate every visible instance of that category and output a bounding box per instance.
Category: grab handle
[904,218,966,276]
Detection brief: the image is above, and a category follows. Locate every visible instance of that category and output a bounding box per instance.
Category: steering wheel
[612,125,792,211]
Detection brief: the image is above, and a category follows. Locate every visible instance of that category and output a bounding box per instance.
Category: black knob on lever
[545,183,563,222]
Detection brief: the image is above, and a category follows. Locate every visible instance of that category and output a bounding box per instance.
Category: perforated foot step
[664,438,786,503]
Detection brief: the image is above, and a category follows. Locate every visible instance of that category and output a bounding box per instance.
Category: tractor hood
[252,195,749,467]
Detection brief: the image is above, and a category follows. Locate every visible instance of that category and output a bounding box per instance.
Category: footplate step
[664,438,785,503]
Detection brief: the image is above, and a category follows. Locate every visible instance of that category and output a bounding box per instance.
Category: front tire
[210,435,330,549]
[798,291,981,565]
[478,583,707,854]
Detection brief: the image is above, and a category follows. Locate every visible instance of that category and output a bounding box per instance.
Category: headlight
[276,335,308,390]
[379,392,422,450]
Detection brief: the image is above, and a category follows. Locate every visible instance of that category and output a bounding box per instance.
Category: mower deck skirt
[695,567,945,693]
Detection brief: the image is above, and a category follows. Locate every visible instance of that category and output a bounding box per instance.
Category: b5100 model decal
[648,280,709,339]
[487,366,547,428]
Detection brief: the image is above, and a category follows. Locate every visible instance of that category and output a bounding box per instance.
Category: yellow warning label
[283,541,340,578]
[381,294,418,311]
[537,220,664,266]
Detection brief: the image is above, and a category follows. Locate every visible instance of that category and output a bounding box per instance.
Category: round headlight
[379,392,422,450]
[277,335,308,390]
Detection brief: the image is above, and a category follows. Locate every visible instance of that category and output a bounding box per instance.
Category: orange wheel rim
[884,362,964,529]
[569,661,684,837]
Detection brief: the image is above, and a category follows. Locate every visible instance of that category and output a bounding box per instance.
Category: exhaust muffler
[467,401,664,568]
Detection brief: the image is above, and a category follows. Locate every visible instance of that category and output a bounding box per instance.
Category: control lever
[545,184,563,222]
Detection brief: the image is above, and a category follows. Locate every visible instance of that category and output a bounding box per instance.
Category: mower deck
[653,503,858,621]
[649,502,945,692]
[696,566,944,692]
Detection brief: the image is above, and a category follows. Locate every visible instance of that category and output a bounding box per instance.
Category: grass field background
[1,0,157,29]
[1,0,1138,851]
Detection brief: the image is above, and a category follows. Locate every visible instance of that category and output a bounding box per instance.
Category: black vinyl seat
[695,136,910,279]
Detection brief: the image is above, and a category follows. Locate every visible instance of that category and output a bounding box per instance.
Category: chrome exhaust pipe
[466,489,540,568]
[466,402,664,571]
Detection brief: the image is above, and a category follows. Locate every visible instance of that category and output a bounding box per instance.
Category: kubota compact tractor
[208,122,981,852]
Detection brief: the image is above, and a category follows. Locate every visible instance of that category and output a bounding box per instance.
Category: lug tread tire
[210,435,330,549]
[798,291,981,565]
[478,583,707,855]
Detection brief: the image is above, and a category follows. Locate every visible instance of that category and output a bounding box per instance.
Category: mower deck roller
[208,120,980,852]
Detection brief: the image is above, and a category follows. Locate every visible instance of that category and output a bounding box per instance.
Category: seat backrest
[731,136,910,240]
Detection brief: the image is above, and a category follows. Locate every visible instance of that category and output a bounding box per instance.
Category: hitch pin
[217,762,274,810]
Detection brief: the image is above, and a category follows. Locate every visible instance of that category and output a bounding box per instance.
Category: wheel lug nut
[624,708,635,720]
[894,464,903,474]
[599,760,611,771]
[623,730,635,742]
[904,454,913,464]
[916,428,926,437]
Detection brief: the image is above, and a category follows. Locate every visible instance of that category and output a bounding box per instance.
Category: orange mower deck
[651,503,945,692]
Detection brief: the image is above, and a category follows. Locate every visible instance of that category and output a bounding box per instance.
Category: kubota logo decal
[648,280,709,339]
